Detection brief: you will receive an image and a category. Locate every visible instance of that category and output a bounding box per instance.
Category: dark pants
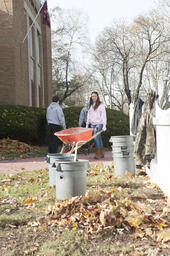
[48,124,62,153]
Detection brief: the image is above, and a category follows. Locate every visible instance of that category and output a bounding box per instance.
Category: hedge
[0,105,129,147]
[64,107,130,147]
[0,105,47,145]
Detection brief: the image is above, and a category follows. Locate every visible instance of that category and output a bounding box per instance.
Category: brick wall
[13,0,29,105]
[42,24,52,107]
[0,0,15,104]
[0,0,52,107]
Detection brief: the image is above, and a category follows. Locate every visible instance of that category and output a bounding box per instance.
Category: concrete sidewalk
[0,151,113,174]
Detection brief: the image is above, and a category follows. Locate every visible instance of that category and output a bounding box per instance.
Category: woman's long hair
[89,91,102,110]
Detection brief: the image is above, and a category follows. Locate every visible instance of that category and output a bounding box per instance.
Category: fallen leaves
[24,247,38,255]
[0,138,38,158]
[22,197,37,206]
[42,186,168,237]
[87,163,113,176]
[125,212,143,228]
[157,228,170,243]
[0,163,169,256]
[100,210,106,226]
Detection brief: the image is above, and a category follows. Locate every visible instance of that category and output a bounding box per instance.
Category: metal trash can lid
[109,135,133,143]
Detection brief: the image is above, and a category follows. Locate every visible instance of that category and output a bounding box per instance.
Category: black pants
[48,124,62,153]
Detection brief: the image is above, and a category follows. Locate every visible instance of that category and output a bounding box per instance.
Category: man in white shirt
[46,96,66,153]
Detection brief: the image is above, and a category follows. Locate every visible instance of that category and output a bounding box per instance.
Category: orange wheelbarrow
[55,127,103,161]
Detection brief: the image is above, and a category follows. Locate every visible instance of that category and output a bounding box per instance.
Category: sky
[47,0,156,41]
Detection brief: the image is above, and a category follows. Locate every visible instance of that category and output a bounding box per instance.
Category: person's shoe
[87,141,95,153]
[94,148,101,159]
[100,148,104,158]
[136,165,143,169]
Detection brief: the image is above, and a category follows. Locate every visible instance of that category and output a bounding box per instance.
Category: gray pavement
[0,151,113,174]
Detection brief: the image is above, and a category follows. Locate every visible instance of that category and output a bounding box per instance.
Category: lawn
[0,162,169,256]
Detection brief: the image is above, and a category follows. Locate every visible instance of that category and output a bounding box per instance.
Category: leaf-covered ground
[0,138,47,160]
[0,163,169,256]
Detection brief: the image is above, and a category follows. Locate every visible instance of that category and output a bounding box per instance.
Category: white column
[26,12,32,107]
[39,34,45,107]
[129,103,134,136]
[35,29,40,107]
[151,102,170,197]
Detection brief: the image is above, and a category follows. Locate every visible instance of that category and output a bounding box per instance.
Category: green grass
[39,231,89,256]
[0,164,142,218]
[0,169,56,212]
[38,230,132,256]
[0,164,168,256]
[0,214,31,228]
[0,145,48,160]
[87,162,141,191]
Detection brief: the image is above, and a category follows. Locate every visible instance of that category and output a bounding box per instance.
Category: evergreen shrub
[0,105,47,145]
[63,107,129,148]
[0,105,129,147]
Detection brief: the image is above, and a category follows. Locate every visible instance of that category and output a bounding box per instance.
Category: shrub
[0,105,47,145]
[63,107,129,147]
[0,105,129,147]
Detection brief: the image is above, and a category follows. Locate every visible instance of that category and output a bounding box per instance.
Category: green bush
[0,105,47,145]
[0,105,129,147]
[63,107,129,147]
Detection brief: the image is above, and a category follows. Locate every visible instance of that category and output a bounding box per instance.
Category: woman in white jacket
[86,91,107,159]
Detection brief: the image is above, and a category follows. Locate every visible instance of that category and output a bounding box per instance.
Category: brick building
[0,0,52,107]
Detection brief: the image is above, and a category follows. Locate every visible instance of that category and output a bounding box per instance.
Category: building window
[29,18,34,58]
[31,80,36,107]
[37,31,41,64]
[29,0,38,14]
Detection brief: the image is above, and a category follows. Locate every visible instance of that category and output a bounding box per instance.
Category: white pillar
[150,102,170,197]
[129,103,134,136]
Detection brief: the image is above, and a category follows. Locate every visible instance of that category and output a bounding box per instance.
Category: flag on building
[40,1,50,28]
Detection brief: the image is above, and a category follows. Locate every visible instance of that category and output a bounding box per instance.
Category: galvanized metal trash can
[56,160,90,200]
[109,136,135,176]
[46,153,74,186]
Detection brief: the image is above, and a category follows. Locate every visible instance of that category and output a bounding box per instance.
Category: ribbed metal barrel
[109,136,135,176]
[46,153,74,187]
[56,160,90,200]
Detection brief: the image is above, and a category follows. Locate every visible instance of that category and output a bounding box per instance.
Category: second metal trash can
[46,153,74,186]
[56,160,90,200]
[109,136,135,176]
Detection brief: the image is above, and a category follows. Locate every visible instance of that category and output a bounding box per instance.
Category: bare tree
[91,12,169,108]
[91,21,137,107]
[132,14,169,102]
[51,7,90,103]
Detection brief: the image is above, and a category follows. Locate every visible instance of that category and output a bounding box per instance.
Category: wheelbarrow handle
[70,130,103,156]
[91,129,103,139]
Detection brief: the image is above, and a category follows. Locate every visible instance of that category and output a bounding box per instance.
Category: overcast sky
[47,0,156,40]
